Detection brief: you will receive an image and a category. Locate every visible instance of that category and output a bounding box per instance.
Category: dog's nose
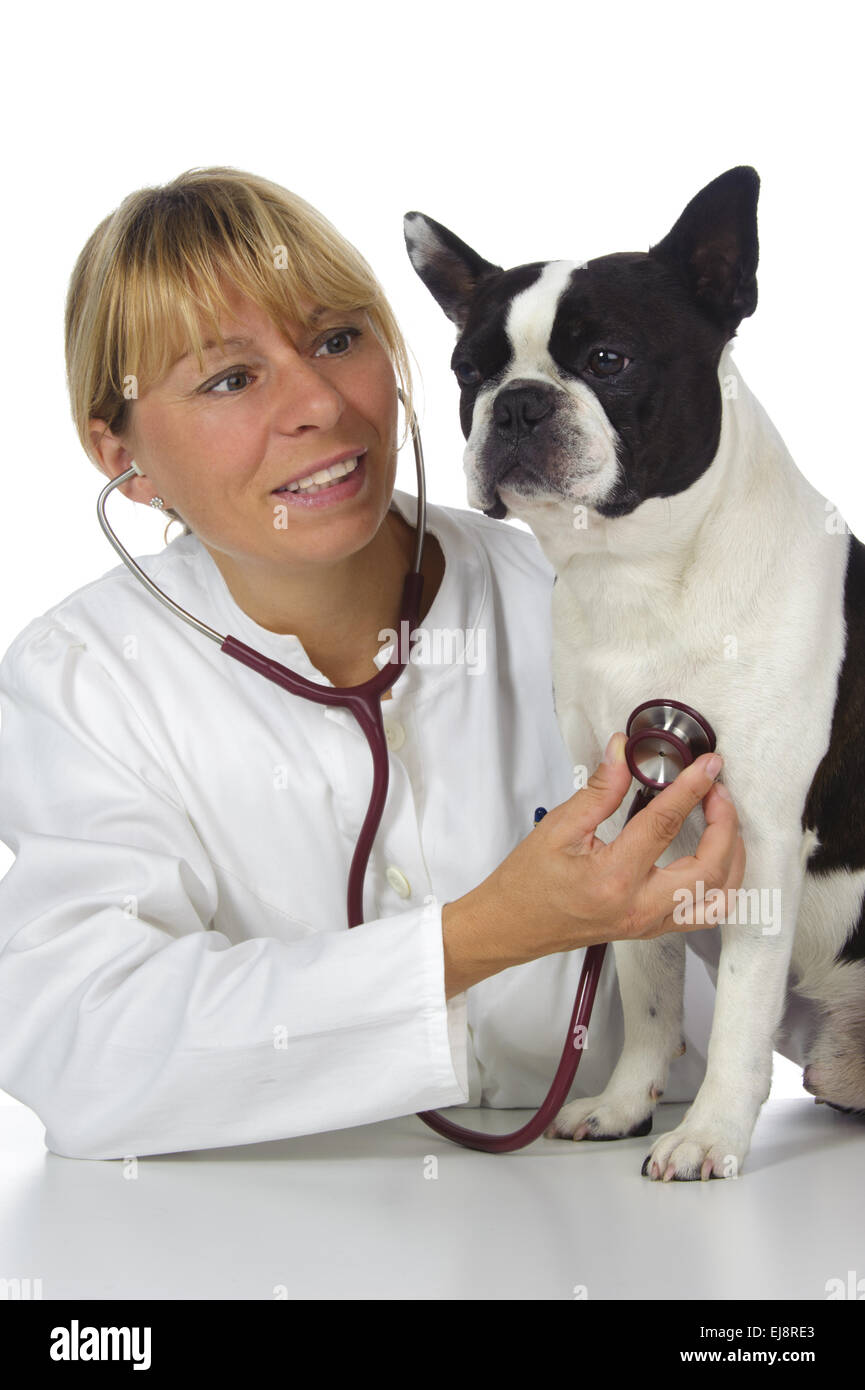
[492,381,554,440]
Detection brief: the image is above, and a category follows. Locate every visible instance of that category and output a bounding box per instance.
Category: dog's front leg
[545,934,686,1141]
[641,842,802,1181]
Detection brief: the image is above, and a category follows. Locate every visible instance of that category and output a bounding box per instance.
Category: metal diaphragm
[624,699,717,791]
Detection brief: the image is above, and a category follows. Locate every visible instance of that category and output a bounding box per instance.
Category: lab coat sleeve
[0,620,470,1160]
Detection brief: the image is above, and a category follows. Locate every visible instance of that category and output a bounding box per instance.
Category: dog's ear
[404,213,502,332]
[648,166,760,335]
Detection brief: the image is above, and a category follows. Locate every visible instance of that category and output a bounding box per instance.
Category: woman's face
[96,284,400,574]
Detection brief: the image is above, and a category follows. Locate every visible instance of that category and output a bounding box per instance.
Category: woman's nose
[270,353,344,434]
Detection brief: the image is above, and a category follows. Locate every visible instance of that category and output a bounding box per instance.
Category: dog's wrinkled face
[404,166,760,521]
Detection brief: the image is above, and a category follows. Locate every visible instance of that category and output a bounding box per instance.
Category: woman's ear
[88,418,154,505]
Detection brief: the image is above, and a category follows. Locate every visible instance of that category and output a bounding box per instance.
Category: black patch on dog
[802,532,865,964]
[450,262,545,437]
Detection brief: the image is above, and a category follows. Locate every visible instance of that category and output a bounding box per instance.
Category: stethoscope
[96,393,716,1154]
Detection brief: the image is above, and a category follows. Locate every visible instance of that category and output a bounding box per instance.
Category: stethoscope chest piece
[624,699,717,792]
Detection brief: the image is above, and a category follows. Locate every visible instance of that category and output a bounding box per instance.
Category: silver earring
[150,497,165,510]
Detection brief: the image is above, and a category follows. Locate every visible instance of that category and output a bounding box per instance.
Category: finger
[551,733,634,850]
[726,833,747,893]
[653,829,744,916]
[614,752,725,883]
[650,835,746,937]
[656,777,742,887]
[638,836,744,941]
[641,793,744,931]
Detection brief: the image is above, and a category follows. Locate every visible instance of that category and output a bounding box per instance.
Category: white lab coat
[0,488,809,1160]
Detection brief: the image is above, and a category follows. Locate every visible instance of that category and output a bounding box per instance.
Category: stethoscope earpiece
[624,699,717,792]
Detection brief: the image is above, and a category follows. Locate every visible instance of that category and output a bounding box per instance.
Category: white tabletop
[1,1085,862,1302]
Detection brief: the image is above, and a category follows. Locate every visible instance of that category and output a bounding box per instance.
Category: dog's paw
[545,1086,661,1142]
[803,1062,865,1116]
[641,1121,749,1182]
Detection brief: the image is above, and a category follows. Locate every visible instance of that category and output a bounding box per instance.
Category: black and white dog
[405,167,865,1180]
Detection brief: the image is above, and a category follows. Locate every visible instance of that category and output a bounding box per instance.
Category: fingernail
[603,732,627,765]
[714,780,732,800]
[704,754,722,779]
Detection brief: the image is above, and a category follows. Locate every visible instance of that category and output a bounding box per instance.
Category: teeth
[283,456,361,492]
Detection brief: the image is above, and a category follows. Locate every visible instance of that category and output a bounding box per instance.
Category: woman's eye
[206,369,253,395]
[314,327,361,357]
[587,349,630,377]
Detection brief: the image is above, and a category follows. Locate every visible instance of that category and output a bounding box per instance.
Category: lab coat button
[385,865,411,898]
[384,718,405,751]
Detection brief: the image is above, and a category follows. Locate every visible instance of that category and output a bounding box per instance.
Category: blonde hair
[65,166,415,533]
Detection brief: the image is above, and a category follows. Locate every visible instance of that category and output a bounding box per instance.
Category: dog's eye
[454,361,481,386]
[588,349,630,377]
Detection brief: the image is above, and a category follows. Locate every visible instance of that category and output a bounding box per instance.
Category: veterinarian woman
[0,168,745,1161]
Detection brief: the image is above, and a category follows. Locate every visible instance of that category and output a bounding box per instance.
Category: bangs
[107,180,380,397]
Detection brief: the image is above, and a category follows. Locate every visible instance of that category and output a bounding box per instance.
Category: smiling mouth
[273,452,366,497]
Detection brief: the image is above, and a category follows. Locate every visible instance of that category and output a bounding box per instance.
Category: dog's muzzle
[477,378,565,517]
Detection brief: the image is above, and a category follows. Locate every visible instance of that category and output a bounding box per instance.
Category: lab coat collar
[184,488,489,702]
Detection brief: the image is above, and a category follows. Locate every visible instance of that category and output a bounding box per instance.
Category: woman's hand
[441,733,745,998]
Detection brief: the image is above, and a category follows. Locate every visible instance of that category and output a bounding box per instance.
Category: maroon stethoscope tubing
[222,568,425,932]
[416,785,654,1152]
[221,587,663,1154]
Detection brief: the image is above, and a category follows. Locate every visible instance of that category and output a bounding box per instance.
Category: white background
[1,0,861,1101]
[1,0,862,638]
